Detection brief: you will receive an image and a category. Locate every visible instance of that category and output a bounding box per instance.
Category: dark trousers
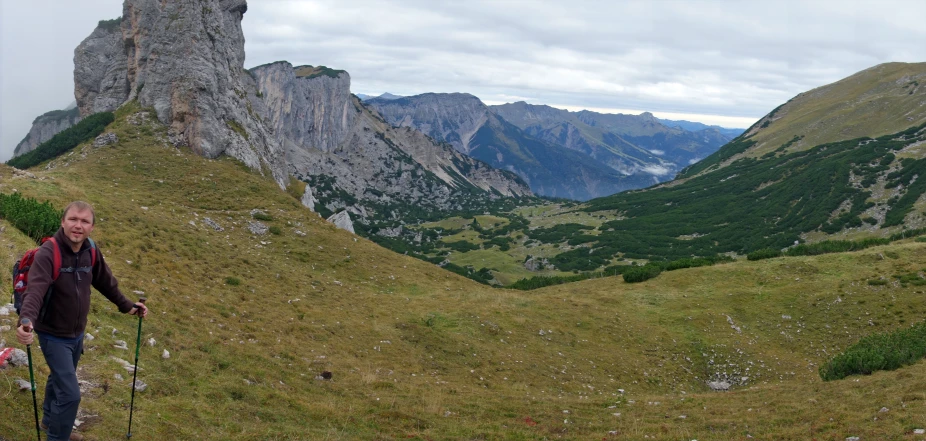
[37,332,83,441]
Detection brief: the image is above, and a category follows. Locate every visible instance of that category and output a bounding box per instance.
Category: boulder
[326,211,355,234]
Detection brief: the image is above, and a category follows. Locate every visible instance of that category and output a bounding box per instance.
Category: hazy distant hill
[357,92,403,101]
[656,117,744,138]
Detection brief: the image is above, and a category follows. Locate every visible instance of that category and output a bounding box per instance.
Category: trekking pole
[21,318,42,441]
[127,297,146,439]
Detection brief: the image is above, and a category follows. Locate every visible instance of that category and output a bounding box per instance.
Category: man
[16,201,149,441]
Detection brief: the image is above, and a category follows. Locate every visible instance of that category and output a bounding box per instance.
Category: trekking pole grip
[21,317,32,332]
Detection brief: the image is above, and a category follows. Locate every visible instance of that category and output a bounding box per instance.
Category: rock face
[73,18,129,117]
[13,108,82,157]
[252,62,355,154]
[250,62,532,233]
[71,1,288,187]
[300,184,318,212]
[369,93,489,155]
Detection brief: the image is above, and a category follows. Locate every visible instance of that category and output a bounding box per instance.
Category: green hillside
[707,62,926,168]
[3,104,926,440]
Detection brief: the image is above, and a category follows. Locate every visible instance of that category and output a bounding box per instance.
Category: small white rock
[147,338,156,347]
[16,378,31,390]
[133,379,148,392]
[115,374,124,381]
[162,349,170,359]
[914,428,925,434]
[84,333,95,341]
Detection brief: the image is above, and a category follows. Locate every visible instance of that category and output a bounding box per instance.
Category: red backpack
[12,237,97,317]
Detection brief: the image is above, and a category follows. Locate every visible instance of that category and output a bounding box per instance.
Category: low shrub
[747,248,782,261]
[622,263,663,283]
[0,193,61,242]
[820,321,926,381]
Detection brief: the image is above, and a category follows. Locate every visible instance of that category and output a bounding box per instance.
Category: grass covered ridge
[2,106,926,439]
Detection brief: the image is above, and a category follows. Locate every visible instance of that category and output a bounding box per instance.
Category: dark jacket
[18,228,135,338]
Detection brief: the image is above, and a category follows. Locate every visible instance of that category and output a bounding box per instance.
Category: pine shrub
[0,193,61,243]
[820,322,926,381]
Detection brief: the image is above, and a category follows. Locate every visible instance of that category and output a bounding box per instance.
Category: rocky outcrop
[13,108,82,157]
[368,93,489,155]
[326,211,355,234]
[251,63,532,230]
[301,184,318,212]
[72,1,288,187]
[74,18,129,116]
[250,62,355,154]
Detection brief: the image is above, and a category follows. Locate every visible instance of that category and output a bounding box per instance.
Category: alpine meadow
[3,1,926,440]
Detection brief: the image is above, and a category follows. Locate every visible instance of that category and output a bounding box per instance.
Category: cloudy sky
[2,0,924,161]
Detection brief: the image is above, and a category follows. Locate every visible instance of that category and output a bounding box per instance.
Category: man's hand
[128,302,149,318]
[16,322,34,346]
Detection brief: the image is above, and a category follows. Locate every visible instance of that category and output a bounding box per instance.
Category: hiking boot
[39,423,84,441]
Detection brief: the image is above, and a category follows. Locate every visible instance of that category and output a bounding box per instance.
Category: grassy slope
[744,62,926,157]
[1,106,926,440]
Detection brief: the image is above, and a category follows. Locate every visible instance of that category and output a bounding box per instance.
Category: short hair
[62,201,96,225]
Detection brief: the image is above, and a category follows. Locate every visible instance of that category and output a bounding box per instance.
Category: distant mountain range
[356,92,403,101]
[365,94,739,200]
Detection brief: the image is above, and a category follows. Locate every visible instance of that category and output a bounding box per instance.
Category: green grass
[4,106,926,439]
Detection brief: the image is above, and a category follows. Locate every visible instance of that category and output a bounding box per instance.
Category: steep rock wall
[250,62,355,154]
[13,108,82,157]
[72,0,287,186]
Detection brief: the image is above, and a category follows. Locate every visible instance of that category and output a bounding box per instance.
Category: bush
[269,226,282,235]
[8,112,114,169]
[252,212,273,222]
[0,193,61,243]
[622,263,663,283]
[225,277,241,286]
[747,248,782,261]
[820,322,926,381]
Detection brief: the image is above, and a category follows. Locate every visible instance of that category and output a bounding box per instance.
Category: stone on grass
[248,221,268,235]
[16,378,31,391]
[133,379,148,392]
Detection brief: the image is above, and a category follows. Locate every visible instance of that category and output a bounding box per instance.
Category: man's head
[61,201,95,245]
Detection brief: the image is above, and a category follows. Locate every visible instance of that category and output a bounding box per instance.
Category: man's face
[61,208,94,245]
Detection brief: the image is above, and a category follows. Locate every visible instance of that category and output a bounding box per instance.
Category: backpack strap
[87,238,97,268]
[45,237,62,281]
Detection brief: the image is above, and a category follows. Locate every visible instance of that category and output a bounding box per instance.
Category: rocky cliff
[368,93,489,155]
[13,108,82,157]
[250,62,355,155]
[250,63,531,233]
[69,0,287,186]
[73,18,128,117]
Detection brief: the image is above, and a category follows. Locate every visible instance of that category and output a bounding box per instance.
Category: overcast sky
[2,0,925,161]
